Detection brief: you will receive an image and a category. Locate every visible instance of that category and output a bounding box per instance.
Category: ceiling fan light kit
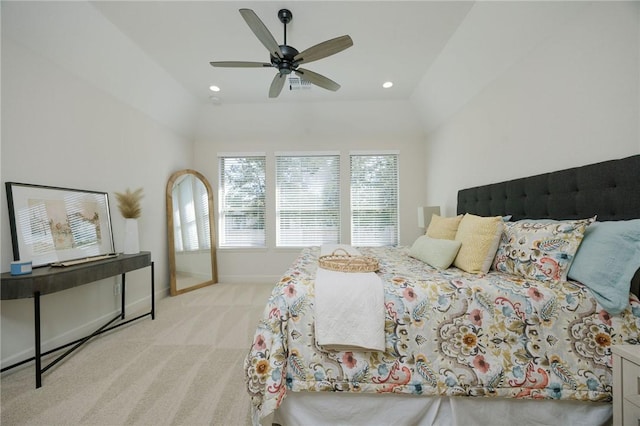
[210,8,353,98]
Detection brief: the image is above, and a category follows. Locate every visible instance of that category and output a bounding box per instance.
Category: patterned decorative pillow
[492,217,596,282]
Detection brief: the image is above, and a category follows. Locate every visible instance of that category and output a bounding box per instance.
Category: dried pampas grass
[115,187,144,219]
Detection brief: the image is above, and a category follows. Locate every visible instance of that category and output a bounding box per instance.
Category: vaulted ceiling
[3,1,603,136]
[91,1,474,105]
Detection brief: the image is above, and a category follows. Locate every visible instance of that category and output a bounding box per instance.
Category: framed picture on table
[5,182,115,267]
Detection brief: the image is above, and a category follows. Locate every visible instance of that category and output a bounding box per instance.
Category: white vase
[123,218,140,254]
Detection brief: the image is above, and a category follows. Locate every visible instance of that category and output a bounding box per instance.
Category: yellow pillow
[453,214,504,274]
[426,214,463,240]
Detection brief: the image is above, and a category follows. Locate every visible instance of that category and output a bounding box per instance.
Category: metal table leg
[151,262,155,320]
[34,291,42,388]
[121,273,126,320]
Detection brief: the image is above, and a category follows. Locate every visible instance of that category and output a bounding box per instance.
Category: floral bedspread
[245,246,640,422]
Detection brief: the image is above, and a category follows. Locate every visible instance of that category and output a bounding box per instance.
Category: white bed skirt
[268,393,612,426]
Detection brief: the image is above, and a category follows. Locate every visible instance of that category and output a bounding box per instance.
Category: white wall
[1,1,199,138]
[413,1,640,216]
[193,99,427,282]
[1,26,194,365]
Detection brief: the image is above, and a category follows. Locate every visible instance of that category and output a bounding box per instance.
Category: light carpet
[1,282,274,425]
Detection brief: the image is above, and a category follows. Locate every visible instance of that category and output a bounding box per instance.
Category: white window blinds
[276,154,340,247]
[350,153,399,246]
[219,156,266,247]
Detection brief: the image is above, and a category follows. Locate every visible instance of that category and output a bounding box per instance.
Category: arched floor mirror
[166,169,218,296]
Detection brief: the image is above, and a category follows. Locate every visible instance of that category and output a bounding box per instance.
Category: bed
[245,155,640,426]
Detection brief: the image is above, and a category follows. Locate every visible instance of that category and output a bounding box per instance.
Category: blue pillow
[568,220,640,314]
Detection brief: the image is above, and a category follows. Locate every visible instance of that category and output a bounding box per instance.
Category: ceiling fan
[210,8,353,98]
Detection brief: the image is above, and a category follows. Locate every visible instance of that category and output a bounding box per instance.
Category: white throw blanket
[314,245,385,352]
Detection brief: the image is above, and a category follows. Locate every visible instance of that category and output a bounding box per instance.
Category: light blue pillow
[410,236,462,269]
[568,220,640,314]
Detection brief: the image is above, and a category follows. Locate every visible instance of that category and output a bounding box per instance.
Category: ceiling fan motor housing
[272,44,299,74]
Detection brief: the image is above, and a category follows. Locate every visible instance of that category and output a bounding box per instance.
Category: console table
[1,251,154,388]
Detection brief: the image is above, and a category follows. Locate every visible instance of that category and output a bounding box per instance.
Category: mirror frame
[166,169,218,296]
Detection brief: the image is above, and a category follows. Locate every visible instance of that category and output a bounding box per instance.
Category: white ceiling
[4,1,601,136]
[91,1,475,105]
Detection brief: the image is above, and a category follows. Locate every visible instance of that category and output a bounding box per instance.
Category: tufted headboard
[457,155,640,221]
[457,154,640,295]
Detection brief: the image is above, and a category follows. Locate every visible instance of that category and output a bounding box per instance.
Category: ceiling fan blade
[294,68,341,92]
[269,73,286,98]
[293,35,353,65]
[239,8,283,59]
[210,61,272,68]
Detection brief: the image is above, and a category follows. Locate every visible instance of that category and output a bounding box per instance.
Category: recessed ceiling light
[382,81,393,89]
[209,85,221,92]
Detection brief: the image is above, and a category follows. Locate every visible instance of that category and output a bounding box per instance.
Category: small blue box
[11,261,32,276]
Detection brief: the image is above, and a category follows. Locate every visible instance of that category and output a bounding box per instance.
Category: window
[219,156,266,247]
[173,175,210,251]
[350,153,399,246]
[276,154,340,247]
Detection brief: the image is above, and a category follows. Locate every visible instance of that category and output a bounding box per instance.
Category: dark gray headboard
[457,154,640,295]
[457,155,640,221]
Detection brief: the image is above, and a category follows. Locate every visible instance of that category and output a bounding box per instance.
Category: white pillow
[410,236,462,269]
